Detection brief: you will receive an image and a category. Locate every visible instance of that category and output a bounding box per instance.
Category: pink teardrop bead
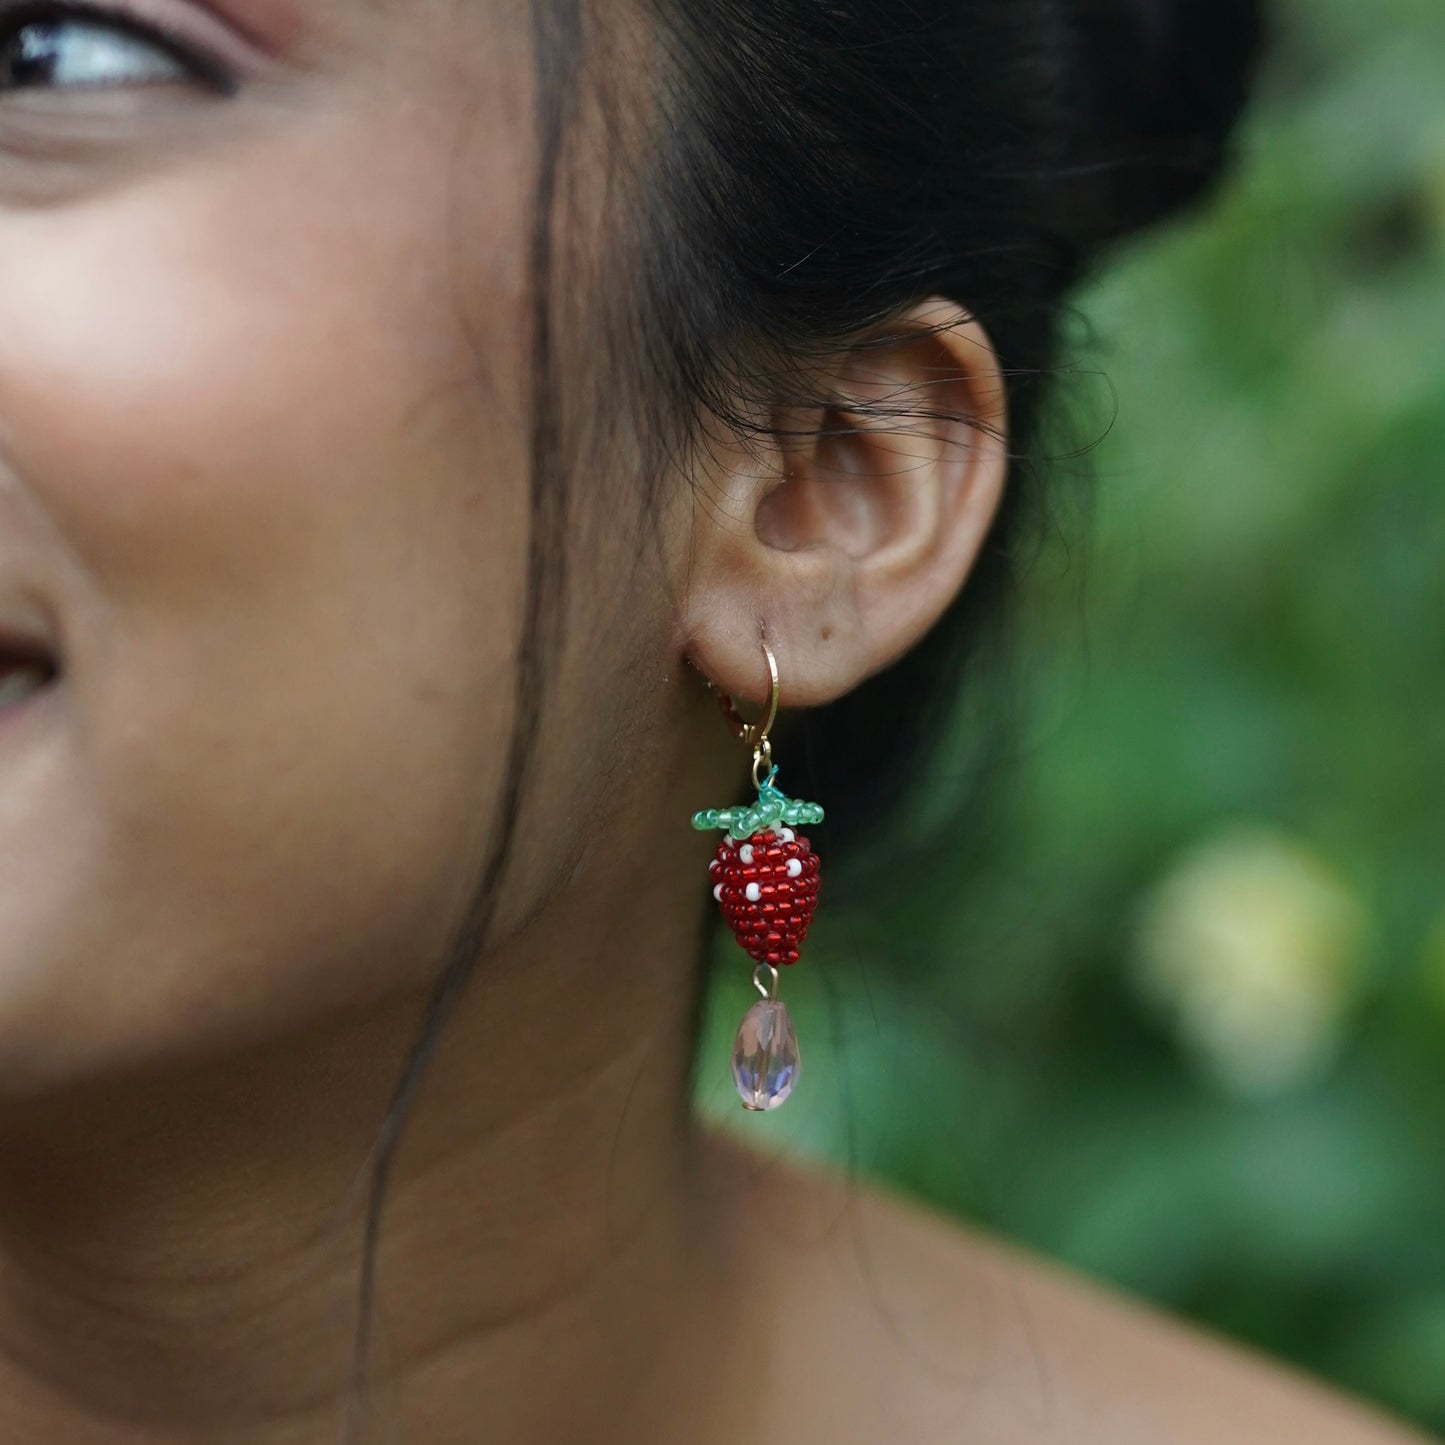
[731,1000,801,1111]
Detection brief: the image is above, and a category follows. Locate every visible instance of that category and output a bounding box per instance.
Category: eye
[0,4,230,95]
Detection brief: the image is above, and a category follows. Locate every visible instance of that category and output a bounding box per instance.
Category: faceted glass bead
[731,1000,801,1111]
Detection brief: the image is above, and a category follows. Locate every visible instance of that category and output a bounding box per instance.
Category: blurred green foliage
[696,0,1445,1430]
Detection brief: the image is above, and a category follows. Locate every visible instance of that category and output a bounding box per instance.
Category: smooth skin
[0,0,1431,1441]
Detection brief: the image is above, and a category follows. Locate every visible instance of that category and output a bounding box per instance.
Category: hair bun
[1063,0,1267,252]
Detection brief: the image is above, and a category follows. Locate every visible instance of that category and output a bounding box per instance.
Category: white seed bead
[786,859,803,878]
[778,827,796,842]
[713,884,724,902]
[745,882,762,903]
[739,844,755,864]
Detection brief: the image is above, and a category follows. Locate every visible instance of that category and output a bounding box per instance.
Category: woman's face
[0,0,660,1094]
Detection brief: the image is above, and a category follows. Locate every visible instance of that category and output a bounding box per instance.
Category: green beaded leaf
[691,773,824,842]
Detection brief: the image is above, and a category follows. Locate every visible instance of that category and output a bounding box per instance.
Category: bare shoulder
[699,1129,1435,1445]
[853,1189,1432,1445]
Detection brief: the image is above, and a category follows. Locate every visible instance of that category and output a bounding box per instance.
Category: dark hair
[342,0,1266,1433]
[622,0,1266,848]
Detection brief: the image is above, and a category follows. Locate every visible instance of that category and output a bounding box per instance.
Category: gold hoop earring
[693,635,824,1111]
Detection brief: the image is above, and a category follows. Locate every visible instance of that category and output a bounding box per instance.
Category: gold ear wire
[708,636,780,787]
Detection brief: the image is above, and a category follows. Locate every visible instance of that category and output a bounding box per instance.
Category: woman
[0,0,1429,1441]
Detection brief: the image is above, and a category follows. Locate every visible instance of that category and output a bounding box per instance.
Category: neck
[0,831,748,1444]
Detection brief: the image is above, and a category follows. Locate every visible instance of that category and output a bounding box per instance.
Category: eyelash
[0,0,237,95]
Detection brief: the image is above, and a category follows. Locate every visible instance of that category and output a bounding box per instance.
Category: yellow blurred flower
[1132,824,1371,1098]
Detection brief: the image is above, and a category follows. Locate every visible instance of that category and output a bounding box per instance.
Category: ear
[679,299,1009,709]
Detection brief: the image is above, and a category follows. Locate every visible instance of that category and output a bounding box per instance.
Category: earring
[693,638,824,1111]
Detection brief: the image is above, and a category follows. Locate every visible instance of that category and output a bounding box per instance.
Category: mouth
[0,645,59,718]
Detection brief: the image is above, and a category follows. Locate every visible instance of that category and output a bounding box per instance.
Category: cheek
[0,121,533,1088]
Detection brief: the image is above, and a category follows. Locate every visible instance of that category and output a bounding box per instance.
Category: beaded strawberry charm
[694,772,824,1111]
[695,779,824,970]
[693,630,825,1114]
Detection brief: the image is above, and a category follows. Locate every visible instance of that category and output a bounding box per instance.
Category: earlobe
[680,299,1009,711]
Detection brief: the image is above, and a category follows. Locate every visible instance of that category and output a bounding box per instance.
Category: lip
[0,619,61,731]
[0,627,55,667]
[0,672,59,737]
